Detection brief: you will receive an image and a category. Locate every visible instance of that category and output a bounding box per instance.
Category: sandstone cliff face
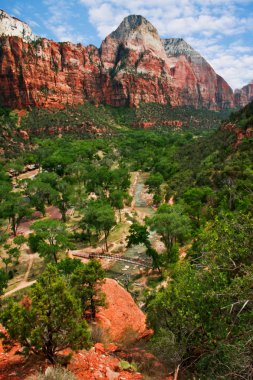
[163,38,234,109]
[0,10,37,42]
[0,37,103,108]
[0,13,235,110]
[234,81,253,107]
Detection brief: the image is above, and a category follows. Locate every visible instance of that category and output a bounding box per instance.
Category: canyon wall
[0,12,241,110]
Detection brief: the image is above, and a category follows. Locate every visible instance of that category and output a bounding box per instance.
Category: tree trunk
[104,231,109,252]
[11,216,17,236]
[61,208,66,222]
[53,250,58,264]
[90,296,96,320]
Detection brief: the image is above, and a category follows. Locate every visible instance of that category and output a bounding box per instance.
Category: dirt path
[3,280,36,298]
[24,254,34,282]
[17,168,39,181]
[3,254,35,298]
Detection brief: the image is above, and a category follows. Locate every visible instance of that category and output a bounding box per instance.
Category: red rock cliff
[0,13,235,110]
[234,81,253,107]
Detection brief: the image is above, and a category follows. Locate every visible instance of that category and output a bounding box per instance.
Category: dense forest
[0,101,252,379]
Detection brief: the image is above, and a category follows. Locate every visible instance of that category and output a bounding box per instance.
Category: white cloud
[209,54,253,89]
[43,0,88,43]
[80,0,253,38]
[186,36,253,88]
[12,7,21,16]
[79,0,253,88]
[27,19,40,28]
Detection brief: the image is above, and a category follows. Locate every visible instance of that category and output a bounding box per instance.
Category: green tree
[53,180,72,222]
[110,167,130,191]
[109,190,125,221]
[25,179,57,215]
[183,186,214,226]
[57,257,84,276]
[0,193,32,236]
[126,222,150,248]
[31,219,69,263]
[147,204,191,259]
[7,161,24,184]
[96,203,116,251]
[145,173,164,195]
[127,222,160,270]
[81,201,116,251]
[1,244,20,274]
[0,269,9,297]
[1,265,90,363]
[191,211,253,279]
[71,260,105,320]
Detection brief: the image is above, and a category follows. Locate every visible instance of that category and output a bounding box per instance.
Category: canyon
[0,10,250,111]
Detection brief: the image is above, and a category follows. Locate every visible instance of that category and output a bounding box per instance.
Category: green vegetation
[0,107,19,155]
[134,102,230,130]
[147,204,191,260]
[31,219,69,263]
[230,100,253,130]
[0,101,252,378]
[70,259,105,320]
[1,265,90,363]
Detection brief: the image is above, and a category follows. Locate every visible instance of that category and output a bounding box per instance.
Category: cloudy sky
[2,0,253,89]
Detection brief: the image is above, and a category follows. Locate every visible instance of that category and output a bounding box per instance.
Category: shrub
[28,366,76,380]
[28,233,42,253]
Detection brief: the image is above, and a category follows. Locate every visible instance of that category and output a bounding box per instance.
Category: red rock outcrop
[96,278,152,342]
[0,13,235,110]
[222,122,253,146]
[234,81,253,107]
[134,120,183,128]
[0,335,143,380]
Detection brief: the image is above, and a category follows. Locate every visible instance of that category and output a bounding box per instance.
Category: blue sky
[1,0,253,89]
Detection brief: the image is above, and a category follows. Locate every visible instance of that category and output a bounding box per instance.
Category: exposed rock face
[0,9,37,42]
[0,12,236,110]
[234,81,253,107]
[100,15,176,107]
[0,37,103,108]
[96,278,151,342]
[163,38,234,109]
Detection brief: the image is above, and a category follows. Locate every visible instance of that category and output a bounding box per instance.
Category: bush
[28,233,43,253]
[28,366,76,380]
[119,360,138,372]
[90,323,109,345]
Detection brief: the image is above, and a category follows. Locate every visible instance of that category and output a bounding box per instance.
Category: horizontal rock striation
[0,12,236,110]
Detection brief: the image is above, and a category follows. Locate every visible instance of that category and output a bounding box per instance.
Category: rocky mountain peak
[163,38,206,65]
[0,9,37,42]
[101,14,167,63]
[110,15,158,40]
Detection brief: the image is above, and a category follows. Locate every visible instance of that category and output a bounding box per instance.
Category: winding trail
[3,280,36,298]
[3,254,35,298]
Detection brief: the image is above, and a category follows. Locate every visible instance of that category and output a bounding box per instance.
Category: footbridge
[71,251,153,269]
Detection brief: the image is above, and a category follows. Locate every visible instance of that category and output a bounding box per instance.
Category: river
[106,172,154,284]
